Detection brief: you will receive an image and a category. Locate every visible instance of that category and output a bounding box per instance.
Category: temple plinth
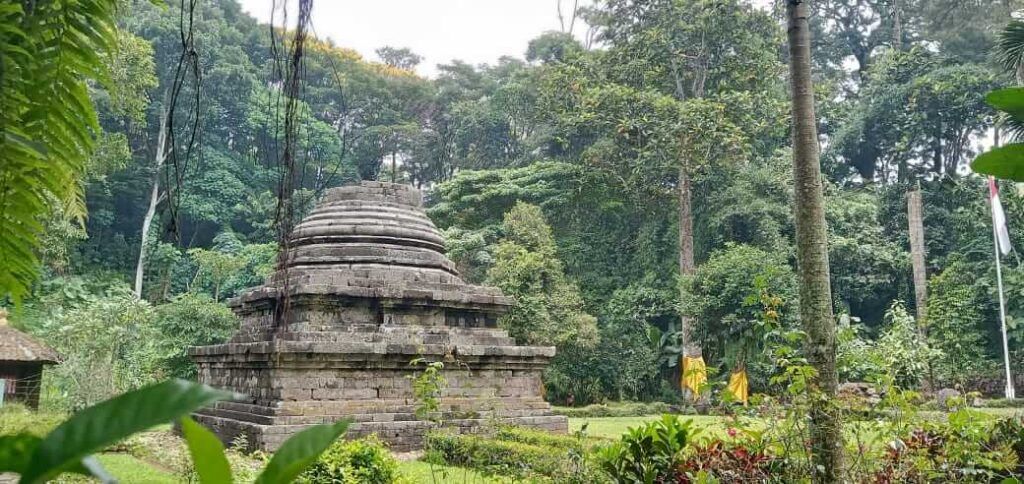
[189,181,566,451]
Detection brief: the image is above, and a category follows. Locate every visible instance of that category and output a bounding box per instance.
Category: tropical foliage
[0,0,118,301]
[5,1,1024,480]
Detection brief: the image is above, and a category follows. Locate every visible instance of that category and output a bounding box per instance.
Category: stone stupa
[189,181,566,451]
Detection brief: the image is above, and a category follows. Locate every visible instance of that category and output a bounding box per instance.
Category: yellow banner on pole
[681,356,707,400]
[727,369,749,406]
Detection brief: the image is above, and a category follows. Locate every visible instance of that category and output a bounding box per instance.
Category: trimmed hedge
[493,425,598,449]
[982,398,1024,408]
[551,401,672,418]
[424,429,605,483]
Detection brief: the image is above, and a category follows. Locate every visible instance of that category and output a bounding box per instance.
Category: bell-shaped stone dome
[284,182,460,282]
[232,181,510,327]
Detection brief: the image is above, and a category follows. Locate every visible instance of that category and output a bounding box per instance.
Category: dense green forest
[5,0,1024,412]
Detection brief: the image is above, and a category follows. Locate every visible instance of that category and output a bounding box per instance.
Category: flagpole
[992,183,1016,399]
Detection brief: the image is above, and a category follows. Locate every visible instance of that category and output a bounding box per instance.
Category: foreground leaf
[971,143,1024,181]
[0,434,97,480]
[80,456,116,484]
[987,87,1024,116]
[20,379,234,483]
[254,420,351,484]
[0,434,41,474]
[180,417,233,484]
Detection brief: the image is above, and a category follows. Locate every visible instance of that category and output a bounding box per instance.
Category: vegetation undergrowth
[424,425,602,483]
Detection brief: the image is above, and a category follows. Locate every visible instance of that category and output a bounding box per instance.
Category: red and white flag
[991,177,1013,256]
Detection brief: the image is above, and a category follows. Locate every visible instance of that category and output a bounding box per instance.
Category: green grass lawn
[570,407,1024,441]
[398,460,508,483]
[978,407,1024,418]
[53,453,180,483]
[570,414,738,439]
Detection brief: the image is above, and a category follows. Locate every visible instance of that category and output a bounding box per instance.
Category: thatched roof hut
[0,310,58,408]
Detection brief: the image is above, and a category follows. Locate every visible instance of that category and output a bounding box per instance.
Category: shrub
[493,425,596,449]
[836,302,940,390]
[594,415,691,483]
[152,293,238,378]
[990,417,1024,476]
[983,398,1024,408]
[552,401,672,418]
[0,404,65,437]
[874,409,1017,482]
[424,429,601,482]
[22,285,162,410]
[874,303,941,389]
[298,435,403,484]
[679,439,778,482]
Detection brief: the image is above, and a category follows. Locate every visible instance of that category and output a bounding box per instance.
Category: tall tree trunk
[907,187,933,391]
[786,1,844,481]
[678,165,702,399]
[892,0,903,51]
[907,188,927,327]
[678,166,698,356]
[134,107,170,299]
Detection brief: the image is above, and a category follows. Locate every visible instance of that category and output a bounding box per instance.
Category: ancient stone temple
[190,181,566,451]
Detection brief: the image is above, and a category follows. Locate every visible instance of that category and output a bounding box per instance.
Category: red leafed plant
[674,440,775,483]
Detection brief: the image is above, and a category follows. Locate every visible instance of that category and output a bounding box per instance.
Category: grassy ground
[53,454,180,484]
[397,460,508,483]
[8,406,1024,482]
[570,407,1024,440]
[570,414,740,439]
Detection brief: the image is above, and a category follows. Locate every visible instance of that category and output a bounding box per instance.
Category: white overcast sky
[239,0,774,78]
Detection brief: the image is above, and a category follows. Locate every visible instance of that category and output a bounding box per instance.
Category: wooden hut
[0,310,58,409]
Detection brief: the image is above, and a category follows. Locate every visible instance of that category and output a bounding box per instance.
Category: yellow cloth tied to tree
[681,356,707,400]
[727,369,749,406]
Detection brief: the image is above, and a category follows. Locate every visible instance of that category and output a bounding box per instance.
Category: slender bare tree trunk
[892,0,903,51]
[134,107,170,299]
[907,189,927,326]
[786,1,844,481]
[908,186,934,391]
[678,165,698,358]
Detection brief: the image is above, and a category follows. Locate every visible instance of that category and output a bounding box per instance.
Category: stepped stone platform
[189,181,567,451]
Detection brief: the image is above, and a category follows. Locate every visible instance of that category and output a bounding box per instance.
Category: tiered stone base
[190,340,568,451]
[194,407,567,452]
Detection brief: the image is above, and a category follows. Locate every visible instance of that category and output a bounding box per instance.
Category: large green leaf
[0,434,98,480]
[254,420,351,484]
[180,417,233,484]
[0,434,41,474]
[971,143,1024,182]
[19,379,234,483]
[80,456,115,484]
[987,88,1024,115]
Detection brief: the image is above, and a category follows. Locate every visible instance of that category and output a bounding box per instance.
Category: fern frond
[0,0,117,301]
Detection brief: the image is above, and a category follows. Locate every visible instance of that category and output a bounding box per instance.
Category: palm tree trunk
[786,1,844,481]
